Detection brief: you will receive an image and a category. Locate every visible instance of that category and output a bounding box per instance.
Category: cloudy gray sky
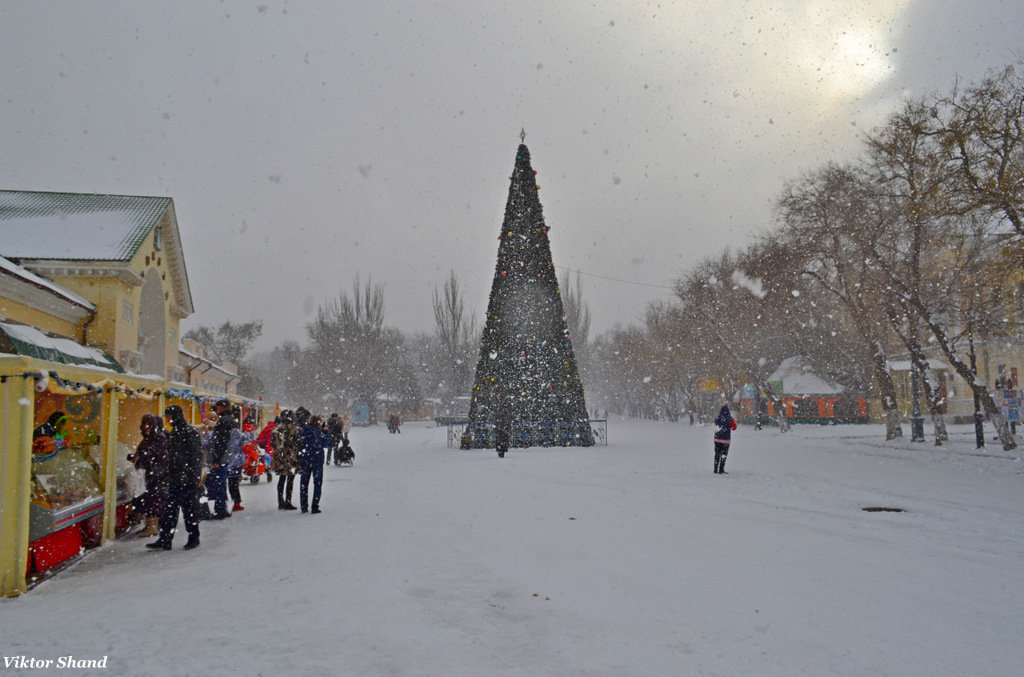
[2,1,1022,351]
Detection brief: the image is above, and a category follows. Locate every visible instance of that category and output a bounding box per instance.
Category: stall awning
[0,322,123,373]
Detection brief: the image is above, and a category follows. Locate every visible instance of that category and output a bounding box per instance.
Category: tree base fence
[446,420,608,449]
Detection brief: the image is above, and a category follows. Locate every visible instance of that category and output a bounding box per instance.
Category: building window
[122,299,134,325]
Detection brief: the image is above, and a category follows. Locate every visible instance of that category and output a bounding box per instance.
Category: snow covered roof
[0,191,172,261]
[0,255,94,310]
[769,356,845,395]
[0,190,194,316]
[0,321,123,372]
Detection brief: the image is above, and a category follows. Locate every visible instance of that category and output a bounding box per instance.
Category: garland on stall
[0,370,247,407]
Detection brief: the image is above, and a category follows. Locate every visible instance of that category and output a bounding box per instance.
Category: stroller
[334,436,355,466]
[242,440,273,484]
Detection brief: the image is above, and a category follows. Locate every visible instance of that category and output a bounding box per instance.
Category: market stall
[0,355,272,596]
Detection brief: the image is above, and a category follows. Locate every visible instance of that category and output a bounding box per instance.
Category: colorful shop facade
[0,190,265,596]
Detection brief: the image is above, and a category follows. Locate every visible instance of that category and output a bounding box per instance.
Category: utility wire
[555,265,677,291]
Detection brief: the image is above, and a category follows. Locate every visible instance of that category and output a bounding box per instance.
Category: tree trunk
[915,359,949,446]
[871,346,903,440]
[920,318,1017,450]
[885,408,902,441]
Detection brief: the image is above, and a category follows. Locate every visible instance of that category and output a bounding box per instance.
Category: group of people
[129,400,353,551]
[130,405,204,550]
[263,407,350,514]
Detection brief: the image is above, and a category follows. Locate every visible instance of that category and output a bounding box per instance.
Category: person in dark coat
[297,410,329,514]
[129,413,169,538]
[207,399,235,519]
[326,413,343,466]
[148,405,203,550]
[494,414,510,459]
[714,405,737,474]
[271,410,300,509]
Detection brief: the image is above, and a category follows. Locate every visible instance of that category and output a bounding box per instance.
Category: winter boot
[283,502,298,510]
[233,502,245,512]
[137,517,160,538]
[146,539,171,551]
[183,536,200,550]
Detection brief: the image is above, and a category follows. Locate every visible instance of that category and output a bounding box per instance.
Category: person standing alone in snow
[714,405,737,474]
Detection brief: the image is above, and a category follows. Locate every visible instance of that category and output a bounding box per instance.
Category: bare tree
[306,276,391,418]
[559,269,592,379]
[183,320,264,397]
[942,63,1024,243]
[675,252,790,431]
[774,164,904,439]
[431,270,477,406]
[862,97,1016,450]
[183,320,263,365]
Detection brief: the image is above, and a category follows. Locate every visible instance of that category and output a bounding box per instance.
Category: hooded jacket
[164,406,203,487]
[133,414,169,486]
[209,410,236,466]
[715,406,737,444]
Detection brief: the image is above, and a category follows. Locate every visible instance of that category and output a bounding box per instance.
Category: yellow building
[0,190,193,380]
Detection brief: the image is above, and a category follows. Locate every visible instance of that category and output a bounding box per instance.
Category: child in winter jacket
[225,421,256,511]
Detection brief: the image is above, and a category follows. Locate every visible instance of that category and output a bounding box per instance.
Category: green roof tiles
[0,191,172,262]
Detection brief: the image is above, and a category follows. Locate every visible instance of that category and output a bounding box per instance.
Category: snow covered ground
[3,418,1023,676]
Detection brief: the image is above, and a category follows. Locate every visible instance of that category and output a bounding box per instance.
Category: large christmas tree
[464,137,593,448]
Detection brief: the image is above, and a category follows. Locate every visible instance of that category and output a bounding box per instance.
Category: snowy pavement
[2,419,1023,676]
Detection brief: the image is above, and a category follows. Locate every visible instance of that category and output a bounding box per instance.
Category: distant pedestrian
[714,405,737,475]
[494,415,510,458]
[148,405,202,551]
[326,413,343,465]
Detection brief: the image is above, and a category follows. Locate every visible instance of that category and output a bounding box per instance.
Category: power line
[556,265,677,291]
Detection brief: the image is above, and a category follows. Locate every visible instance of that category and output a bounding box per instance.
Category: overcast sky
[2,1,1022,352]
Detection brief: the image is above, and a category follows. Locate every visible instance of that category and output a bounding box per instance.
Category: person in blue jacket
[297,408,330,514]
[714,405,737,474]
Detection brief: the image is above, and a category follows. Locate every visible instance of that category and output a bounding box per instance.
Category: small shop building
[737,356,868,425]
